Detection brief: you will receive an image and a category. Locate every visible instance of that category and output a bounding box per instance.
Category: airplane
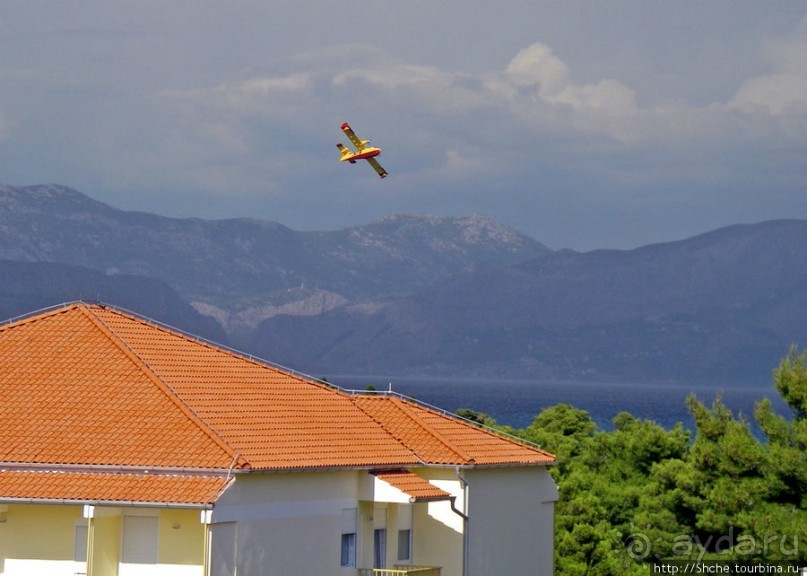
[336,122,388,178]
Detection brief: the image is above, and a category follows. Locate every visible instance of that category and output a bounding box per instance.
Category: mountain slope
[0,259,227,343]
[4,182,805,384]
[250,220,807,383]
[0,184,550,333]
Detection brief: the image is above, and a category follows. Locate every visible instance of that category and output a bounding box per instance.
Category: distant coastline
[330,375,792,432]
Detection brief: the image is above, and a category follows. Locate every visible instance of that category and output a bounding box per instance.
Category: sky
[1,1,806,250]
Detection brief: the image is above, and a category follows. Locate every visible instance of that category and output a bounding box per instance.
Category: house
[0,302,558,576]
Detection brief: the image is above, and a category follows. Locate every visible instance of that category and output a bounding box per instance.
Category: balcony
[358,566,441,576]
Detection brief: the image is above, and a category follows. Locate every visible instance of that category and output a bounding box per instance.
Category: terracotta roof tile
[0,306,235,469]
[0,469,229,506]
[0,302,554,492]
[372,470,452,502]
[86,305,420,470]
[354,396,555,466]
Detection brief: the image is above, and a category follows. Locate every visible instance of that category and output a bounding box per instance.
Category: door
[373,506,387,569]
[373,529,387,569]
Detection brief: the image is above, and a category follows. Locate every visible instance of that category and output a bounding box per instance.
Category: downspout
[201,509,213,576]
[84,505,95,576]
[203,522,211,576]
[450,468,469,576]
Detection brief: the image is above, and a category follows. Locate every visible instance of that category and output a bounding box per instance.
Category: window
[74,522,88,563]
[374,529,387,569]
[339,534,356,568]
[340,508,357,568]
[340,533,356,567]
[373,506,388,569]
[121,516,158,564]
[397,504,413,562]
[397,529,412,562]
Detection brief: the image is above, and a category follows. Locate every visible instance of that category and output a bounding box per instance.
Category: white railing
[357,566,441,576]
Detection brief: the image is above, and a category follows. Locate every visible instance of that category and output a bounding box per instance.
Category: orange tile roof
[0,469,229,506]
[354,396,555,466]
[0,302,554,505]
[0,305,236,470]
[86,305,420,470]
[372,470,452,502]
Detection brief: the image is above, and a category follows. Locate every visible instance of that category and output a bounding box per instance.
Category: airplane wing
[341,122,366,150]
[366,157,388,178]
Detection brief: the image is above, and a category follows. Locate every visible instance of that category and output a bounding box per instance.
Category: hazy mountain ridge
[251,220,807,383]
[2,183,806,384]
[0,184,550,332]
[0,259,226,343]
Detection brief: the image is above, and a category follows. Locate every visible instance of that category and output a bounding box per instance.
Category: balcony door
[373,506,387,569]
[374,529,387,569]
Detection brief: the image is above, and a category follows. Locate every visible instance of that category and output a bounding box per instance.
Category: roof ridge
[0,301,81,332]
[77,304,249,470]
[389,397,477,464]
[356,395,475,464]
[415,398,557,458]
[350,396,426,465]
[91,301,329,389]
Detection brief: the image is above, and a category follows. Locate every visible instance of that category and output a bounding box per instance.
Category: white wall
[413,469,465,576]
[465,466,558,576]
[209,466,557,576]
[1,559,86,576]
[211,471,360,576]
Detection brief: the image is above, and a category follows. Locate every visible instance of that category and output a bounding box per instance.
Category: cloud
[732,73,807,115]
[495,42,639,141]
[505,43,571,96]
[500,41,636,115]
[229,74,314,98]
[718,17,807,146]
[729,17,807,116]
[147,31,807,198]
[334,63,445,91]
[329,42,640,134]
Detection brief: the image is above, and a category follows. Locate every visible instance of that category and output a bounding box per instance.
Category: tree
[522,403,597,474]
[503,347,807,573]
[772,345,807,418]
[455,407,496,426]
[525,405,688,574]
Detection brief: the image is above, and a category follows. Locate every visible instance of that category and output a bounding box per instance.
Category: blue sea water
[331,375,793,433]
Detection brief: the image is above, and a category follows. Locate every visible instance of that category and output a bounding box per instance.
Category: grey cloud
[1,2,806,250]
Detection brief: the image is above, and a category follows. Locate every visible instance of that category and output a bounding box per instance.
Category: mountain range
[0,184,547,340]
[1,183,805,384]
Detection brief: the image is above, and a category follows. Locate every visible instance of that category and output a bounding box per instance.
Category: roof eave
[231,459,556,474]
[0,496,215,509]
[0,462,233,476]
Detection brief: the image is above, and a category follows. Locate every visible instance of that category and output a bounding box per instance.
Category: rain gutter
[451,467,470,576]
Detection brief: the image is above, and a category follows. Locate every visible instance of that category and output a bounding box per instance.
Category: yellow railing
[357,566,441,576]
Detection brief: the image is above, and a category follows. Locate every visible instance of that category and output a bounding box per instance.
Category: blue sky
[1,1,806,249]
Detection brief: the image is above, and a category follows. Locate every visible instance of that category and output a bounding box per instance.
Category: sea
[330,375,793,434]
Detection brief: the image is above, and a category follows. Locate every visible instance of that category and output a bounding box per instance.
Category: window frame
[340,508,358,568]
[340,532,357,568]
[397,528,412,562]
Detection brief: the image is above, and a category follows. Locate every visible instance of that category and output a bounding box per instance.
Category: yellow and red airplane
[337,122,388,178]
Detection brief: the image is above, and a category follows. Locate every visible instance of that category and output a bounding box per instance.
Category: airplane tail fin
[337,143,357,163]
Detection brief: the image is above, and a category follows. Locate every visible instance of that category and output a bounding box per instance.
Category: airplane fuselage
[338,146,381,162]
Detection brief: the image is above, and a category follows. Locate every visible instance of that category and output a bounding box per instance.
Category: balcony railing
[357,566,441,576]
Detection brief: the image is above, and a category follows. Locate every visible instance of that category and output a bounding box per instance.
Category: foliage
[456,407,497,427]
[493,348,807,574]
